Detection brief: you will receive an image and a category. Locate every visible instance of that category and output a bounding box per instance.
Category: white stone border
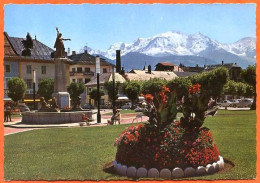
[113,155,224,179]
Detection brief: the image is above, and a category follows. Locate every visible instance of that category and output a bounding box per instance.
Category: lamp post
[32,70,36,110]
[112,66,115,113]
[96,56,101,123]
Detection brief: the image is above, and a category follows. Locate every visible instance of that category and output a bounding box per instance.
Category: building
[125,68,179,81]
[4,32,71,108]
[155,62,184,72]
[68,50,114,84]
[85,73,126,106]
[205,61,242,82]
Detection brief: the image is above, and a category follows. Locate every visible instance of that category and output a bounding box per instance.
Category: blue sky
[4,4,256,52]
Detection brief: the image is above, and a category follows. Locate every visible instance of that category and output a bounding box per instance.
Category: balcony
[70,71,94,76]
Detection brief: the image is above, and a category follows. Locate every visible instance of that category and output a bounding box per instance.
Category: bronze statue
[50,96,59,112]
[38,97,51,112]
[54,27,71,58]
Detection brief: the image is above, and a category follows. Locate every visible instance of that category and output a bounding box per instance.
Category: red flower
[144,94,154,104]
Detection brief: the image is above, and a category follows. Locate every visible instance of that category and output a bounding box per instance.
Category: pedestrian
[4,105,7,122]
[6,104,12,122]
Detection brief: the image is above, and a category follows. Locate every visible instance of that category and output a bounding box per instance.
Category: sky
[4,4,256,53]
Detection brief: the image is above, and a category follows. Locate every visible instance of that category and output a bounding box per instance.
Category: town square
[2,3,257,181]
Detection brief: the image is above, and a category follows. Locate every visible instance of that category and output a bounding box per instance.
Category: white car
[229,99,240,107]
[235,99,253,108]
[217,100,232,107]
[121,103,132,110]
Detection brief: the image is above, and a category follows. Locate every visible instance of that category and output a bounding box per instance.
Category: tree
[67,82,85,109]
[241,65,256,110]
[122,81,141,109]
[89,88,105,106]
[141,78,167,97]
[189,67,229,100]
[104,81,121,102]
[37,79,54,101]
[223,80,238,98]
[167,77,192,101]
[7,77,27,105]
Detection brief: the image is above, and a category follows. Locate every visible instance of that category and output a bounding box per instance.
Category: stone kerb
[113,156,224,179]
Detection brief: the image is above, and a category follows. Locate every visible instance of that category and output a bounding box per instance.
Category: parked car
[18,104,30,112]
[83,103,94,109]
[229,99,240,107]
[235,98,253,108]
[121,103,132,110]
[217,100,232,107]
[134,106,144,112]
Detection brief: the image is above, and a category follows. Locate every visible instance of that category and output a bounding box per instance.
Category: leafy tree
[223,80,238,97]
[67,82,85,109]
[122,81,141,109]
[189,67,229,100]
[7,77,27,105]
[104,81,121,102]
[141,78,167,96]
[37,79,54,101]
[241,65,256,110]
[167,77,192,100]
[89,87,105,106]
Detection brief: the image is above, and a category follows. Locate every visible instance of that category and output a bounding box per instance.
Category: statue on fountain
[52,27,71,58]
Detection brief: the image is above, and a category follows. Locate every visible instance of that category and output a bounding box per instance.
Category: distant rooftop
[156,62,177,67]
[68,51,114,66]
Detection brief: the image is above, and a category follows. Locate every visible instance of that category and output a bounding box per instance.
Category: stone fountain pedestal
[53,58,70,109]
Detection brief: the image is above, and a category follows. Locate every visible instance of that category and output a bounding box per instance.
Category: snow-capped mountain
[83,31,255,61]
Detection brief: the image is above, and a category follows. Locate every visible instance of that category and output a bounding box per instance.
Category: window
[103,68,107,73]
[88,87,92,92]
[5,64,11,73]
[26,65,32,74]
[72,79,76,82]
[41,66,46,74]
[78,78,83,83]
[77,67,83,73]
[85,67,90,72]
[25,79,32,89]
[85,78,90,83]
[5,77,11,88]
[72,68,76,72]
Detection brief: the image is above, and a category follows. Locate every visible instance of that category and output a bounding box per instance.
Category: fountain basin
[22,111,92,124]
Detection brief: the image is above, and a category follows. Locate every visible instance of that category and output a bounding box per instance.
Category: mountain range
[81,31,256,70]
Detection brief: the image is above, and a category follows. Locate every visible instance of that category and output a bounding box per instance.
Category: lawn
[104,109,136,115]
[4,110,256,180]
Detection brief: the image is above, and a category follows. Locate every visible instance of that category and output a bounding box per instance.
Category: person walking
[6,104,12,122]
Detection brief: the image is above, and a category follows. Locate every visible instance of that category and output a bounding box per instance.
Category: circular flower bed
[115,122,220,171]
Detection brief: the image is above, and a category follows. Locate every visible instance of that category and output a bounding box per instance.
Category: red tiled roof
[157,62,177,67]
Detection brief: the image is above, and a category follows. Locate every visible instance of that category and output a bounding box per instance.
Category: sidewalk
[3,112,149,135]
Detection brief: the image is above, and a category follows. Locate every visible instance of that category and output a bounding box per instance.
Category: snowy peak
[80,30,256,60]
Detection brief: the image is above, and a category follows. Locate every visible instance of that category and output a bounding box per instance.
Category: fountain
[22,28,92,124]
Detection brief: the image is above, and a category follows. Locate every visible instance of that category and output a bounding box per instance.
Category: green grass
[4,110,256,180]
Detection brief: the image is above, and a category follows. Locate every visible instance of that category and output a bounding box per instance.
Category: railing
[70,71,94,76]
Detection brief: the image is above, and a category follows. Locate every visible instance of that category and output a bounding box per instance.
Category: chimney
[148,65,152,74]
[222,61,224,65]
[116,50,121,73]
[120,67,125,75]
[72,51,76,55]
[84,50,88,54]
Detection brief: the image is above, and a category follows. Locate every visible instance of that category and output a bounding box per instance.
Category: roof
[156,62,177,67]
[86,73,126,86]
[205,63,241,70]
[4,33,17,56]
[124,70,178,81]
[4,32,55,61]
[173,71,198,77]
[181,66,204,73]
[68,51,114,66]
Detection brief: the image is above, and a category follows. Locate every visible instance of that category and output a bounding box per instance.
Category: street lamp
[112,66,115,113]
[96,56,101,123]
[32,70,36,110]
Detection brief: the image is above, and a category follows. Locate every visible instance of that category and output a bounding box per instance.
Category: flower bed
[114,76,228,179]
[115,122,220,172]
